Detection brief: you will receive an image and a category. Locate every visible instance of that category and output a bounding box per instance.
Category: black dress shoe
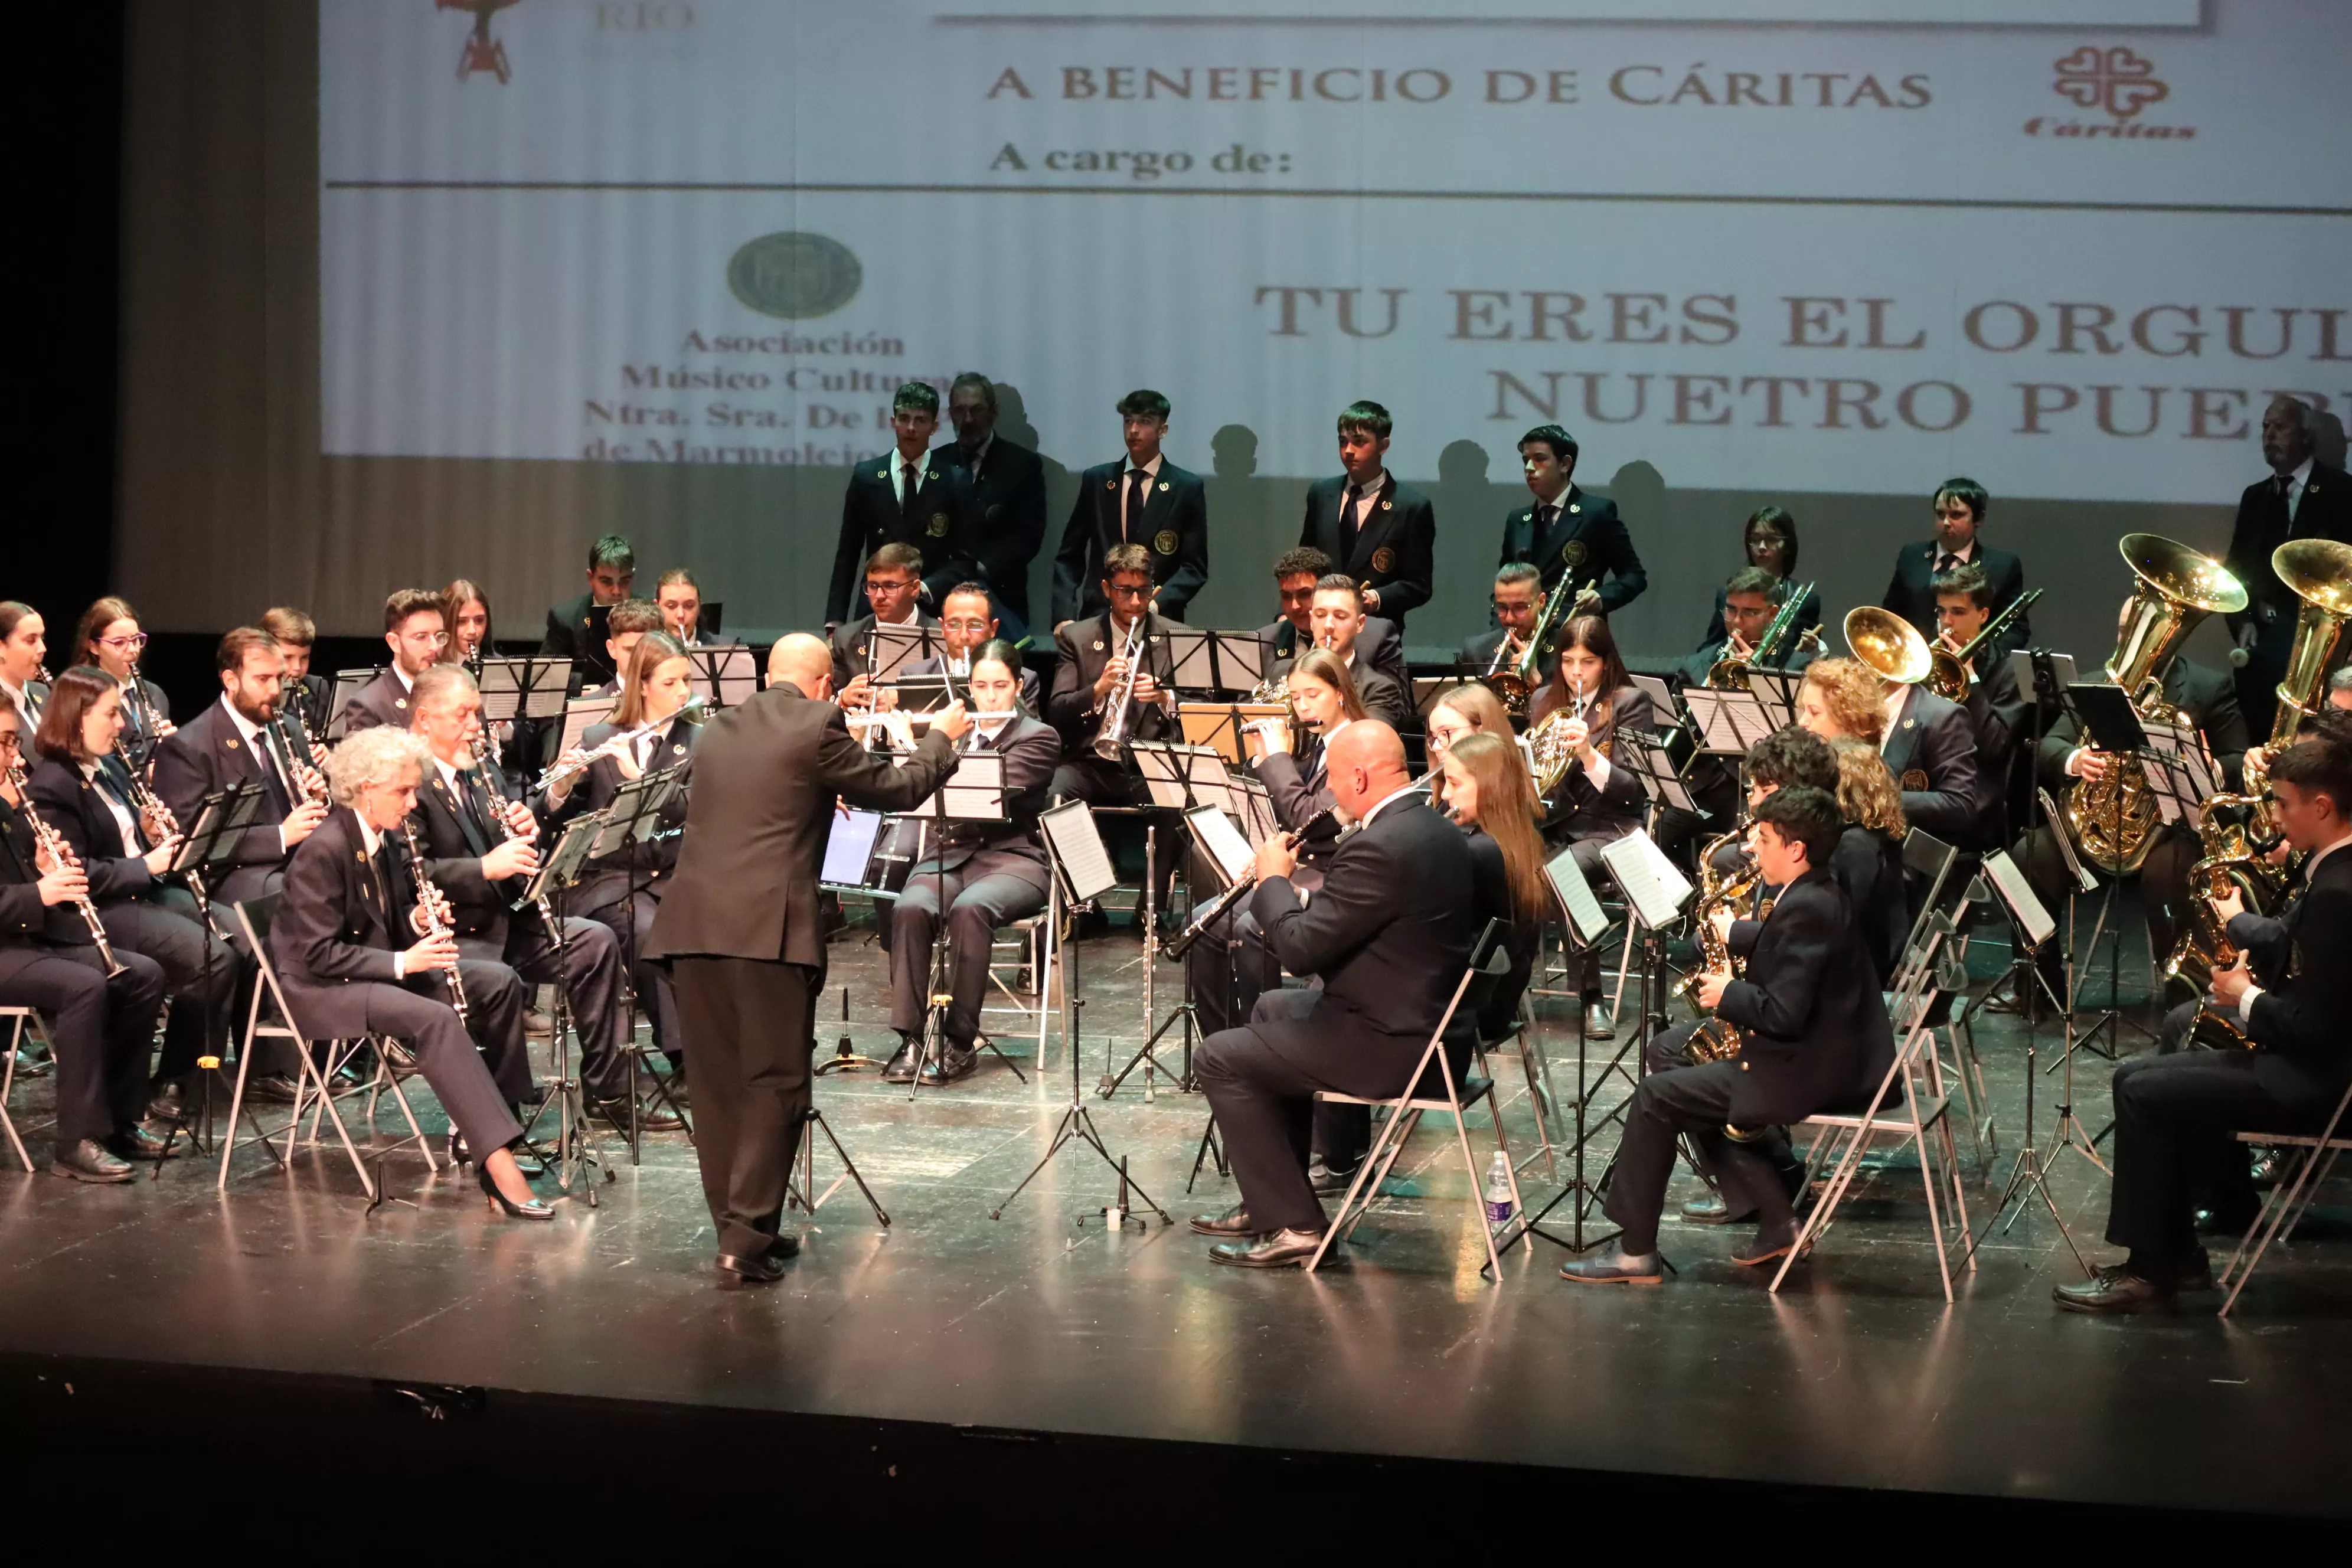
[1308,1158,1362,1197]
[1208,1227,1325,1268]
[2053,1263,2173,1314]
[1679,1193,1753,1224]
[51,1138,133,1184]
[1730,1220,1802,1267]
[716,1250,785,1283]
[1189,1207,1263,1238]
[595,1097,685,1133]
[881,1040,919,1084]
[144,1080,185,1123]
[1559,1247,1664,1285]
[918,1043,979,1086]
[249,1072,303,1104]
[110,1126,179,1162]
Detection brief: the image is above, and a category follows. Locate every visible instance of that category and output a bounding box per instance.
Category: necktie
[1125,469,1148,541]
[901,462,922,523]
[256,727,295,815]
[1935,551,1958,577]
[458,772,496,852]
[1340,484,1362,560]
[1536,502,1555,541]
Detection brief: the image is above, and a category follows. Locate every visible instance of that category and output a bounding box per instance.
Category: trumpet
[535,697,707,793]
[399,820,469,1025]
[1093,616,1145,762]
[1927,587,2042,702]
[4,757,125,976]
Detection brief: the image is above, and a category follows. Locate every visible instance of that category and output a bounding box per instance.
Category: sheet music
[868,623,934,681]
[1177,703,1285,767]
[1683,688,1779,754]
[684,645,757,709]
[1628,673,1677,721]
[2138,717,2219,824]
[2036,786,2101,893]
[475,656,574,721]
[1231,777,1278,844]
[1618,733,1696,815]
[325,670,375,740]
[1544,845,1613,945]
[1185,805,1255,887]
[558,694,618,757]
[1742,667,1802,730]
[589,767,683,859]
[1178,745,1238,816]
[1040,801,1118,903]
[1164,626,1218,691]
[907,752,1006,821]
[1128,741,1195,809]
[1981,848,2057,948]
[1598,830,1693,931]
[820,807,886,888]
[1216,631,1269,692]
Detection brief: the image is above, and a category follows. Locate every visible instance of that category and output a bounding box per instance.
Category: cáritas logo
[439,0,521,84]
[2024,45,2193,141]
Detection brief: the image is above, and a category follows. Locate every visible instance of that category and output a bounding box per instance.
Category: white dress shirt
[220,696,298,851]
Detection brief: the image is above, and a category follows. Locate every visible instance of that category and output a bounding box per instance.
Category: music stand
[867,623,938,682]
[557,695,618,759]
[2060,680,2155,1057]
[1415,673,1484,724]
[1175,703,1286,767]
[580,765,697,1149]
[518,807,619,1200]
[1615,730,1699,819]
[161,782,266,1157]
[1105,745,1232,1099]
[994,801,1170,1228]
[816,808,894,1075]
[682,645,757,710]
[1742,667,1803,730]
[1164,627,1269,696]
[1682,687,1781,756]
[324,670,376,740]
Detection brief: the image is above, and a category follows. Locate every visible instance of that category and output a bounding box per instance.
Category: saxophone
[1678,822,1765,1064]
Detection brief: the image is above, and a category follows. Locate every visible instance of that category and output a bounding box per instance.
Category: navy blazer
[337,669,415,738]
[1716,868,1896,1126]
[0,795,99,946]
[1260,616,1409,700]
[1530,684,1653,838]
[2224,460,2352,674]
[1298,474,1436,628]
[2228,842,2352,1106]
[1698,582,1824,652]
[1495,486,1646,613]
[539,593,616,691]
[148,698,298,906]
[26,756,158,907]
[827,452,980,625]
[1051,458,1210,624]
[1881,541,2030,654]
[1046,613,1178,753]
[933,435,1049,637]
[1881,684,1987,850]
[908,714,1060,891]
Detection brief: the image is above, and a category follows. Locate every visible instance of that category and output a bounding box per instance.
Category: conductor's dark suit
[1298,474,1436,628]
[646,682,958,1260]
[827,452,979,625]
[1496,486,1645,611]
[935,435,1048,642]
[1193,792,1479,1236]
[2223,460,2352,737]
[1052,459,1209,623]
[1881,541,2030,654]
[149,698,300,907]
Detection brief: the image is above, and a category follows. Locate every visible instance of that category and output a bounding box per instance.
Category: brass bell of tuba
[2063,534,2247,877]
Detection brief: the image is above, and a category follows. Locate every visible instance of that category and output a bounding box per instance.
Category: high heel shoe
[478,1162,554,1221]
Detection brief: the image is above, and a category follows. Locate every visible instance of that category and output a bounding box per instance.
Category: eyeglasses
[97,633,150,650]
[0,733,18,752]
[1105,582,1151,601]
[1489,599,1534,613]
[403,629,451,646]
[865,578,916,596]
[942,618,994,634]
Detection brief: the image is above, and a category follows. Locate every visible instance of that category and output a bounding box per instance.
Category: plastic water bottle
[1484,1150,1515,1224]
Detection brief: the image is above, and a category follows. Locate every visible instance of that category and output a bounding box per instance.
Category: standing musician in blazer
[2223,396,2352,739]
[401,664,657,1133]
[540,534,639,693]
[647,634,968,1284]
[1188,722,1482,1269]
[1296,400,1436,631]
[934,373,1050,643]
[272,726,549,1217]
[1259,546,1409,697]
[1880,478,2031,656]
[1564,787,1894,1283]
[827,381,979,626]
[341,590,454,737]
[1494,424,1647,612]
[1052,388,1210,625]
[2058,735,2352,1312]
[1,703,169,1183]
[883,641,1060,1087]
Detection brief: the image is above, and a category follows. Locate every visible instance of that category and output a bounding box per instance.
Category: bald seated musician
[1190,721,1482,1268]
[648,632,968,1285]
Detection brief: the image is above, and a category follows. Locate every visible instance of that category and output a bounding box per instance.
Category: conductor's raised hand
[932,699,974,743]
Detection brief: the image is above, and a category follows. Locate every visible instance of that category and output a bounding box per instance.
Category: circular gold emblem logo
[1560,540,1588,569]
[927,512,950,538]
[725,231,861,320]
[1900,769,1930,793]
[1153,528,1180,556]
[1370,547,1396,575]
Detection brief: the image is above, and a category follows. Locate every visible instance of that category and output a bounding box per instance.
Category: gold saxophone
[1678,822,1767,1064]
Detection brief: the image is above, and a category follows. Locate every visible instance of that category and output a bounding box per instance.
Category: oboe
[5,757,126,976]
[398,820,470,1025]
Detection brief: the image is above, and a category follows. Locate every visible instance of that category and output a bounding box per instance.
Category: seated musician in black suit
[828,381,978,627]
[540,534,638,693]
[1881,478,2030,656]
[1679,567,1821,688]
[1052,388,1210,624]
[1288,576,1412,731]
[2224,396,2352,738]
[28,668,239,1140]
[829,544,943,712]
[341,589,452,737]
[1495,424,1646,613]
[1,703,168,1183]
[935,373,1050,645]
[572,599,663,705]
[1046,543,1177,808]
[882,641,1060,1087]
[2057,734,2352,1312]
[1564,786,1894,1282]
[1459,562,1554,690]
[543,633,701,1094]
[274,725,549,1218]
[0,601,48,735]
[1188,722,1482,1268]
[74,598,174,775]
[898,582,1041,711]
[1933,561,2032,846]
[1798,656,1985,851]
[1258,547,1407,696]
[260,607,331,737]
[1698,506,1822,651]
[654,567,733,650]
[1297,400,1435,631]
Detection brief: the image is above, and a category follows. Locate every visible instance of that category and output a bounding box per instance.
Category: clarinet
[398,820,471,1025]
[5,757,126,977]
[471,730,558,927]
[122,763,207,909]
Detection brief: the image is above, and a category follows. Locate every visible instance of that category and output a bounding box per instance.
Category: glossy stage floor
[1,908,2343,1531]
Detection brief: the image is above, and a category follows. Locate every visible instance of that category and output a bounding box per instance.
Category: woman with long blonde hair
[1426,681,1514,813]
[1438,732,1546,1032]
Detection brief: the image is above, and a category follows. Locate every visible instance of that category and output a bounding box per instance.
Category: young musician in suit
[828,544,943,710]
[1697,507,1822,650]
[341,589,451,736]
[935,373,1050,643]
[1679,567,1820,688]
[1459,563,1554,688]
[1052,389,1209,624]
[273,725,550,1219]
[403,665,656,1132]
[1297,400,1436,630]
[1189,722,1482,1268]
[442,579,496,670]
[260,607,331,736]
[828,381,979,626]
[544,632,701,1093]
[1798,656,1985,852]
[540,534,638,692]
[0,602,49,735]
[1563,786,1894,1282]
[654,568,732,650]
[2058,735,2352,1312]
[883,641,1059,1087]
[1,702,169,1182]
[1259,547,1408,696]
[1881,478,2030,655]
[1494,424,1645,612]
[1530,615,1653,1024]
[1289,576,1412,731]
[1933,562,2032,847]
[648,635,967,1283]
[2223,396,2352,738]
[74,599,173,775]
[28,668,240,1138]
[1046,543,1178,808]
[898,582,1041,711]
[573,599,664,705]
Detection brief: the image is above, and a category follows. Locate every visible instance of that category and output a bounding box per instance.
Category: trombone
[1928,588,2042,701]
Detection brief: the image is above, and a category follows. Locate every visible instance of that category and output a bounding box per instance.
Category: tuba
[2063,535,2248,877]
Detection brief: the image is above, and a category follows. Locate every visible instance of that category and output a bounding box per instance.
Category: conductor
[647,633,971,1284]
